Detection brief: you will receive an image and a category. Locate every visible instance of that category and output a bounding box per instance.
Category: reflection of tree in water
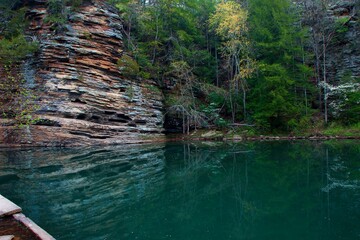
[0,141,359,240]
[153,142,259,239]
[155,141,360,240]
[320,141,360,239]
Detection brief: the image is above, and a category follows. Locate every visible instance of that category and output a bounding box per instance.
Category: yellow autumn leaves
[209,1,248,40]
[209,1,255,83]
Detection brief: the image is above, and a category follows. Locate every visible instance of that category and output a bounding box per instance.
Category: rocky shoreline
[1,131,359,148]
[166,131,360,142]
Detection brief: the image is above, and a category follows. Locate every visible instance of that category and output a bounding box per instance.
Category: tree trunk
[323,35,328,124]
[242,86,246,120]
[305,88,308,116]
[151,13,159,64]
[182,108,185,134]
[215,46,219,87]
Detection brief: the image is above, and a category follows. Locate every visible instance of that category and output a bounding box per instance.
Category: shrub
[0,35,38,64]
[335,17,350,33]
[117,54,140,78]
[215,117,228,129]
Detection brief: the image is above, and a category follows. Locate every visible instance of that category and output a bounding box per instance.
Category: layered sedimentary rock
[326,1,359,83]
[0,0,164,146]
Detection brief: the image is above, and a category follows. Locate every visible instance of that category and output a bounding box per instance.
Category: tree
[113,0,217,84]
[248,0,312,131]
[300,0,357,124]
[166,61,207,134]
[322,81,360,125]
[107,0,357,133]
[209,1,255,123]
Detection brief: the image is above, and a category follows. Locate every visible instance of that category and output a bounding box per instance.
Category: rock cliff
[326,1,359,83]
[0,0,165,146]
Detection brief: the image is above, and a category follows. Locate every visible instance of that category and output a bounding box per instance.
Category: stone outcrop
[326,1,359,83]
[0,0,165,146]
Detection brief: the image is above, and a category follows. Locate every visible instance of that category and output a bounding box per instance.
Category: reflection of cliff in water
[0,141,359,240]
[0,144,166,239]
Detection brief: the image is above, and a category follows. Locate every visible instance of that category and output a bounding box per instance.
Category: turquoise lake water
[0,141,359,240]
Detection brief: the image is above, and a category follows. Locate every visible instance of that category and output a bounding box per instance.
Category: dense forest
[0,0,359,136]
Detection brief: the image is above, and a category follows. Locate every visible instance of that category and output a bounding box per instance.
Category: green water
[0,141,359,240]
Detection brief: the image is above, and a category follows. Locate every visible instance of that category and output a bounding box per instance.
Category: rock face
[0,0,165,146]
[326,1,360,83]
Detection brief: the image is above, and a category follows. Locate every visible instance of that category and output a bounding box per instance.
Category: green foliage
[4,0,355,135]
[0,65,39,128]
[0,6,38,64]
[337,91,360,125]
[2,0,353,135]
[323,122,360,137]
[0,0,21,9]
[125,84,135,101]
[250,63,298,131]
[215,117,228,129]
[207,91,226,109]
[70,0,83,10]
[44,14,67,26]
[201,102,221,124]
[109,0,347,133]
[164,93,178,107]
[335,17,350,33]
[117,54,140,78]
[111,0,217,83]
[47,0,65,15]
[0,35,38,64]
[247,0,312,131]
[0,7,28,39]
[0,4,39,132]
[145,84,161,94]
[44,0,84,31]
[44,0,67,31]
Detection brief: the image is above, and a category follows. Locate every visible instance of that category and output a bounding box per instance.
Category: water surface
[0,141,359,240]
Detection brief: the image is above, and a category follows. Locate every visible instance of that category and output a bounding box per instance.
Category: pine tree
[248,0,312,131]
